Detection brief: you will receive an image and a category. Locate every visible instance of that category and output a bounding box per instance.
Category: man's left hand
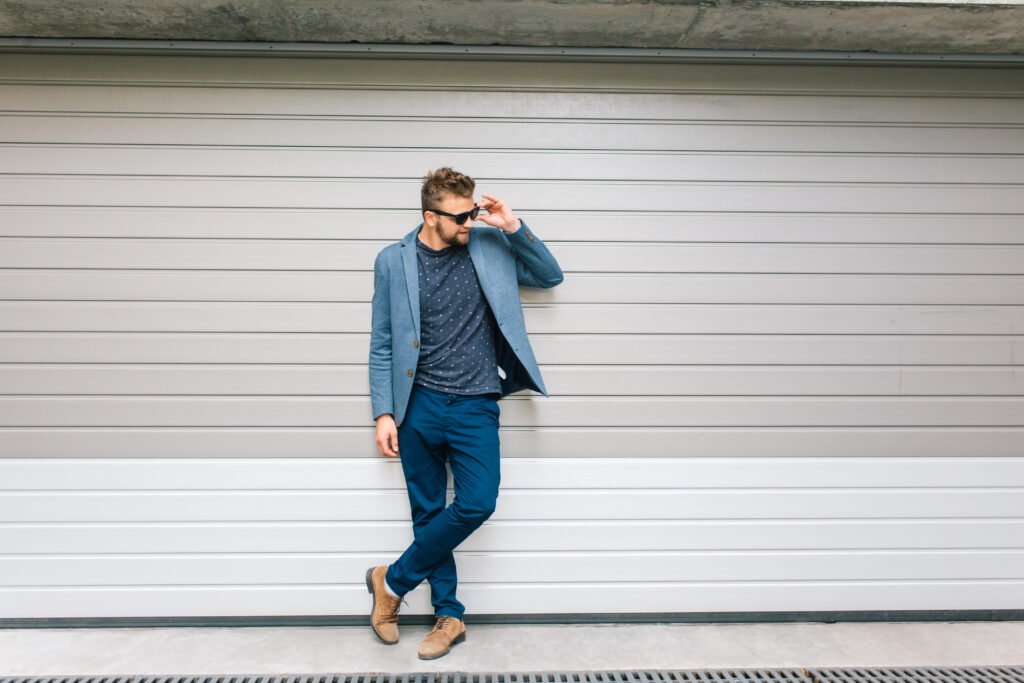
[477,194,521,233]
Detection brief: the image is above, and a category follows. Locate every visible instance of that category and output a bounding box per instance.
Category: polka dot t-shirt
[413,234,502,396]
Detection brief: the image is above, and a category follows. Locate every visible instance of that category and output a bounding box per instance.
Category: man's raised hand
[477,194,521,233]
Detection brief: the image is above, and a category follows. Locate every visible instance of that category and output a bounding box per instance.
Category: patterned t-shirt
[413,234,502,396]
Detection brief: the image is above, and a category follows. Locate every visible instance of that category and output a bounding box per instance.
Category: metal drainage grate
[2,668,1023,683]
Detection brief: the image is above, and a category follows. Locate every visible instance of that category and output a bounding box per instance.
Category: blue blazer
[369,220,564,426]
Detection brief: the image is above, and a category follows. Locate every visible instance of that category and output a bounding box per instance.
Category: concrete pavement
[1,620,1022,675]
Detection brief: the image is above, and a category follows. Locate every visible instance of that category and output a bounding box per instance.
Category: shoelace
[431,615,454,633]
[380,594,408,624]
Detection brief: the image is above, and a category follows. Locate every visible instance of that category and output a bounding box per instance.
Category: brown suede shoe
[365,565,404,644]
[418,615,466,660]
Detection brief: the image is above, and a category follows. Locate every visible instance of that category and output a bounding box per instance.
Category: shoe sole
[365,567,398,645]
[418,631,466,660]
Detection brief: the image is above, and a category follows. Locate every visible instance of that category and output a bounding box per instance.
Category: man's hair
[421,167,475,214]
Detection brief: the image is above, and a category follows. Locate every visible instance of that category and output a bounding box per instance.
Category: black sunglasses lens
[454,207,479,223]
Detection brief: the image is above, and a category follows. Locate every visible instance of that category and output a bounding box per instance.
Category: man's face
[426,193,476,247]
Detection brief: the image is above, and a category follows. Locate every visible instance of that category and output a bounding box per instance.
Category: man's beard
[437,225,469,247]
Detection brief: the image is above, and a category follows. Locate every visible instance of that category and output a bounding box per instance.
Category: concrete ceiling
[0,0,1022,56]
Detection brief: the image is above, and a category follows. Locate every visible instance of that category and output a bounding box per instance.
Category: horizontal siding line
[3,206,1023,215]
[3,363,1023,368]
[3,207,1023,218]
[0,362,1019,368]
[4,142,1024,159]
[2,486,1022,493]
[7,241,1024,248]
[3,79,1023,98]
[4,331,1019,339]
[1,332,1023,338]
[4,76,1024,96]
[1,518,1021,527]
[6,302,1024,308]
[3,548,1020,557]
[8,270,1024,274]
[6,301,1024,307]
[2,206,1022,219]
[5,394,1024,399]
[9,426,1022,430]
[3,331,1024,338]
[6,302,1024,307]
[3,579,1023,589]
[5,174,1024,189]
[7,232,1024,243]
[3,426,1024,432]
[5,393,1024,398]
[4,456,1018,463]
[6,274,1024,282]
[5,111,1024,127]
[14,519,1020,525]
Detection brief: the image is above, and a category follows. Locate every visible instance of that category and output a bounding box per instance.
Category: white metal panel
[3,489,1023,521]
[4,551,1023,586]
[4,457,1023,489]
[3,520,1023,554]
[0,51,1022,620]
[4,427,1022,458]
[1,581,1020,619]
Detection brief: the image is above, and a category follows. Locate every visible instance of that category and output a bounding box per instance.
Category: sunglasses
[428,205,481,224]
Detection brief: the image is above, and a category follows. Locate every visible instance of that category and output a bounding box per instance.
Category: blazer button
[413,339,419,348]
[407,369,413,377]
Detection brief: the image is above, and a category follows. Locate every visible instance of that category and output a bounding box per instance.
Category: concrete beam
[0,0,1022,55]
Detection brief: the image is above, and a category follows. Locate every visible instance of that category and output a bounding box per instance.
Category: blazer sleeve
[368,250,395,421]
[500,220,564,289]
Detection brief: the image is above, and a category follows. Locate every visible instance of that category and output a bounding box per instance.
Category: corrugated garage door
[0,51,1022,620]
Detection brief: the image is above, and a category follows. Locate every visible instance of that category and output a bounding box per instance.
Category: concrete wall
[1,0,1022,55]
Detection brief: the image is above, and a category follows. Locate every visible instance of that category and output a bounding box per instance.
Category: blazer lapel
[467,226,496,314]
[400,225,421,334]
[468,225,501,319]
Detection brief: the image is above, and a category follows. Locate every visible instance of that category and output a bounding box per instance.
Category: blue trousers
[385,382,501,620]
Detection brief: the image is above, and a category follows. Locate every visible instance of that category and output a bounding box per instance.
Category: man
[365,167,563,659]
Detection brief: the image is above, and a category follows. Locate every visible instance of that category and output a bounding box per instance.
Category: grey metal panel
[4,117,1024,154]
[4,457,1022,489]
[0,50,1022,619]
[7,272,1024,304]
[7,146,1024,184]
[5,84,1024,124]
[5,240,1024,273]
[1,208,1022,243]
[3,302,1024,334]
[2,52,1023,94]
[1,333,1020,365]
[2,365,1022,395]
[3,396,1024,427]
